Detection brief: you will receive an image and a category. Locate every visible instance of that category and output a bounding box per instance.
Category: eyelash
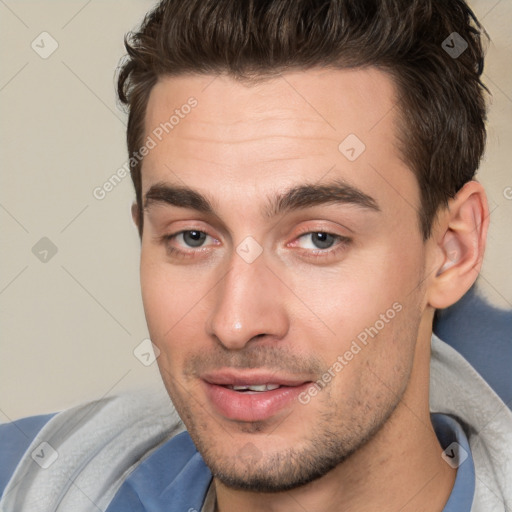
[160,228,351,261]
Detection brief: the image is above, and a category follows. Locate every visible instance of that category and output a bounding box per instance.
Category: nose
[205,246,289,350]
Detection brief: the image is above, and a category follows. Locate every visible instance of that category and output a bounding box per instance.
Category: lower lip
[203,381,311,422]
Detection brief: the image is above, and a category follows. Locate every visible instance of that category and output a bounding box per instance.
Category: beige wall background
[1,0,511,422]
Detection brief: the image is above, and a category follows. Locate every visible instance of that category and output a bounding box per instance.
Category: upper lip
[202,369,311,387]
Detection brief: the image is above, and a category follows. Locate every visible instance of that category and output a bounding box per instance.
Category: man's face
[139,68,429,491]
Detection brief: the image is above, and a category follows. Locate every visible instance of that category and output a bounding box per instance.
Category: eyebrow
[143,179,380,218]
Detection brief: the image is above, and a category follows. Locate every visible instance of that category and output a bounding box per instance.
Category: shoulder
[0,387,186,510]
[434,283,512,406]
[0,413,56,498]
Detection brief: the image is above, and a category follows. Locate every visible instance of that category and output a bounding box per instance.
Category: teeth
[229,384,281,392]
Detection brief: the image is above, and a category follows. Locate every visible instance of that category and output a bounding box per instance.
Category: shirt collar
[432,413,475,512]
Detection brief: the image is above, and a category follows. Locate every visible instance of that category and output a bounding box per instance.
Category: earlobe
[427,181,489,309]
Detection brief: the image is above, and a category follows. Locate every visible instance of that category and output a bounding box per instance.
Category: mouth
[224,383,283,393]
[201,370,313,422]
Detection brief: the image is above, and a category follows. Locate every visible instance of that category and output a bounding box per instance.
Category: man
[1,1,511,511]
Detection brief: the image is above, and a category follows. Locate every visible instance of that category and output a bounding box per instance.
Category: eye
[160,229,218,259]
[290,230,351,260]
[176,230,208,248]
[296,232,338,250]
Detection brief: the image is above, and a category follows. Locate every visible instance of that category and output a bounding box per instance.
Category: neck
[214,328,456,512]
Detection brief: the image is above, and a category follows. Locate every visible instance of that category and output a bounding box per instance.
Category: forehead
[141,67,419,227]
[144,67,398,144]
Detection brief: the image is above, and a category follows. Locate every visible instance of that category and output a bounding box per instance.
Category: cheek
[140,258,191,345]
[315,299,418,424]
[140,254,216,373]
[287,243,422,393]
[141,261,171,331]
[292,242,421,340]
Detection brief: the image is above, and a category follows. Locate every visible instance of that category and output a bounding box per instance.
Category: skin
[133,68,488,511]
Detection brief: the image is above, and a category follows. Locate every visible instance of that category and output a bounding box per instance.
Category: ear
[131,202,140,229]
[426,181,489,309]
[131,202,143,240]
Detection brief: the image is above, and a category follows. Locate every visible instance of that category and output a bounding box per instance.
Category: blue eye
[160,229,215,260]
[180,230,207,248]
[303,232,336,250]
[296,232,342,251]
[291,230,352,261]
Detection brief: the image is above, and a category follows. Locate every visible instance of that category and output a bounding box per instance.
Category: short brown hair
[117,0,488,239]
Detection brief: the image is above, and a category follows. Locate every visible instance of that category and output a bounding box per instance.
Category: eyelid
[291,224,351,244]
[293,224,349,237]
[288,228,351,256]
